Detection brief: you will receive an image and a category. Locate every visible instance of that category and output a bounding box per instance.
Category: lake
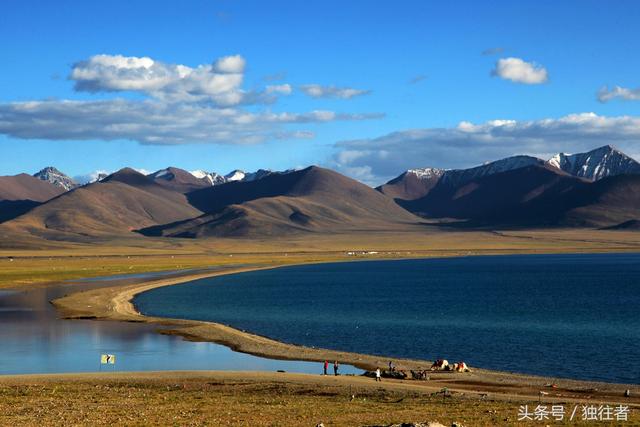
[0,269,359,375]
[135,253,640,384]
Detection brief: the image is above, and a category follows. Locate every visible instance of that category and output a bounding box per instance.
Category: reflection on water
[0,271,360,375]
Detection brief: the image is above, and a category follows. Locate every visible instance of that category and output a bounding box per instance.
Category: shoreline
[50,255,640,405]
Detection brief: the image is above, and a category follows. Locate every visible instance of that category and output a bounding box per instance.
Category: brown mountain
[378,156,545,202]
[149,167,212,193]
[377,169,444,201]
[560,174,640,227]
[400,163,640,228]
[5,168,202,238]
[0,173,65,222]
[142,166,422,237]
[400,164,585,224]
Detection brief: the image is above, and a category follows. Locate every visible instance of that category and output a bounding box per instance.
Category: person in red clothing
[323,360,328,375]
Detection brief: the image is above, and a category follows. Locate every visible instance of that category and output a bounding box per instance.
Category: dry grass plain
[0,371,637,427]
[3,227,640,289]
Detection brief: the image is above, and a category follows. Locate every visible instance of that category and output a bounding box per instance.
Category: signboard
[100,354,116,365]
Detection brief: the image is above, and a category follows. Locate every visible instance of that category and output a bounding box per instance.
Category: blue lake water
[135,254,640,384]
[0,270,360,375]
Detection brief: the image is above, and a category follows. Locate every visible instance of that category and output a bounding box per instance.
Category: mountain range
[1,145,639,240]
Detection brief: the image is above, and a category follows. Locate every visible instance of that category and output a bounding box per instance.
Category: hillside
[149,167,212,193]
[400,164,586,225]
[142,166,422,237]
[0,174,65,223]
[4,168,202,238]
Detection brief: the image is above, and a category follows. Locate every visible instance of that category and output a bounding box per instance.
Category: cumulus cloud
[300,84,371,99]
[71,54,249,105]
[333,113,640,185]
[0,53,384,146]
[0,99,382,145]
[491,57,548,84]
[213,54,245,73]
[598,85,640,102]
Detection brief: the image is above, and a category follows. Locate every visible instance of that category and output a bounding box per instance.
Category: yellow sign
[100,354,116,364]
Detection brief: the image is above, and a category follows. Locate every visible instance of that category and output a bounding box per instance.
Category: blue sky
[1,0,640,184]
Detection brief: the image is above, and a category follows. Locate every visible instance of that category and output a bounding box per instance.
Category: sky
[1,0,640,185]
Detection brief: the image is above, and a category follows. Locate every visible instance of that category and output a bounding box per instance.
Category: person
[375,367,381,382]
[323,360,328,376]
[333,361,339,376]
[388,361,395,371]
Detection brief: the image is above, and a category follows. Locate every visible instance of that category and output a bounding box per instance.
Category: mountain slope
[377,168,444,201]
[560,174,640,227]
[401,164,587,224]
[5,168,202,237]
[0,173,64,202]
[399,163,640,228]
[190,170,226,185]
[149,167,212,193]
[33,167,78,191]
[379,155,544,201]
[0,174,65,222]
[143,166,422,237]
[547,145,640,181]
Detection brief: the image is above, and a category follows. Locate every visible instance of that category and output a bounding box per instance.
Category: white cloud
[333,113,640,185]
[213,54,245,73]
[598,85,640,102]
[265,84,292,95]
[300,84,371,99]
[492,57,548,84]
[0,99,382,145]
[0,53,385,146]
[71,54,247,105]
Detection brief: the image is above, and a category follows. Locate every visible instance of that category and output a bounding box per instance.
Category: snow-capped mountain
[243,169,275,182]
[379,156,544,200]
[190,170,226,185]
[406,168,445,180]
[547,145,640,181]
[187,168,282,186]
[377,168,445,200]
[33,167,78,191]
[439,155,544,187]
[224,170,246,182]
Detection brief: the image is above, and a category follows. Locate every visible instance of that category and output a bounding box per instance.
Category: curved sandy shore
[52,261,640,405]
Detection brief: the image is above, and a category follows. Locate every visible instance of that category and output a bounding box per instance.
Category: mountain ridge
[379,146,640,202]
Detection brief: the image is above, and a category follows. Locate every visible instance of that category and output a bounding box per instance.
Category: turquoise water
[135,254,640,384]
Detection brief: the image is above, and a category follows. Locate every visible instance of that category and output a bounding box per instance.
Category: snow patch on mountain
[189,170,208,179]
[151,168,170,179]
[406,168,445,180]
[225,170,246,182]
[33,167,78,191]
[546,145,640,181]
[189,170,226,185]
[440,155,543,187]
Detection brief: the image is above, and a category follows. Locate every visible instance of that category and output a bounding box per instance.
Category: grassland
[0,371,637,426]
[3,227,640,289]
